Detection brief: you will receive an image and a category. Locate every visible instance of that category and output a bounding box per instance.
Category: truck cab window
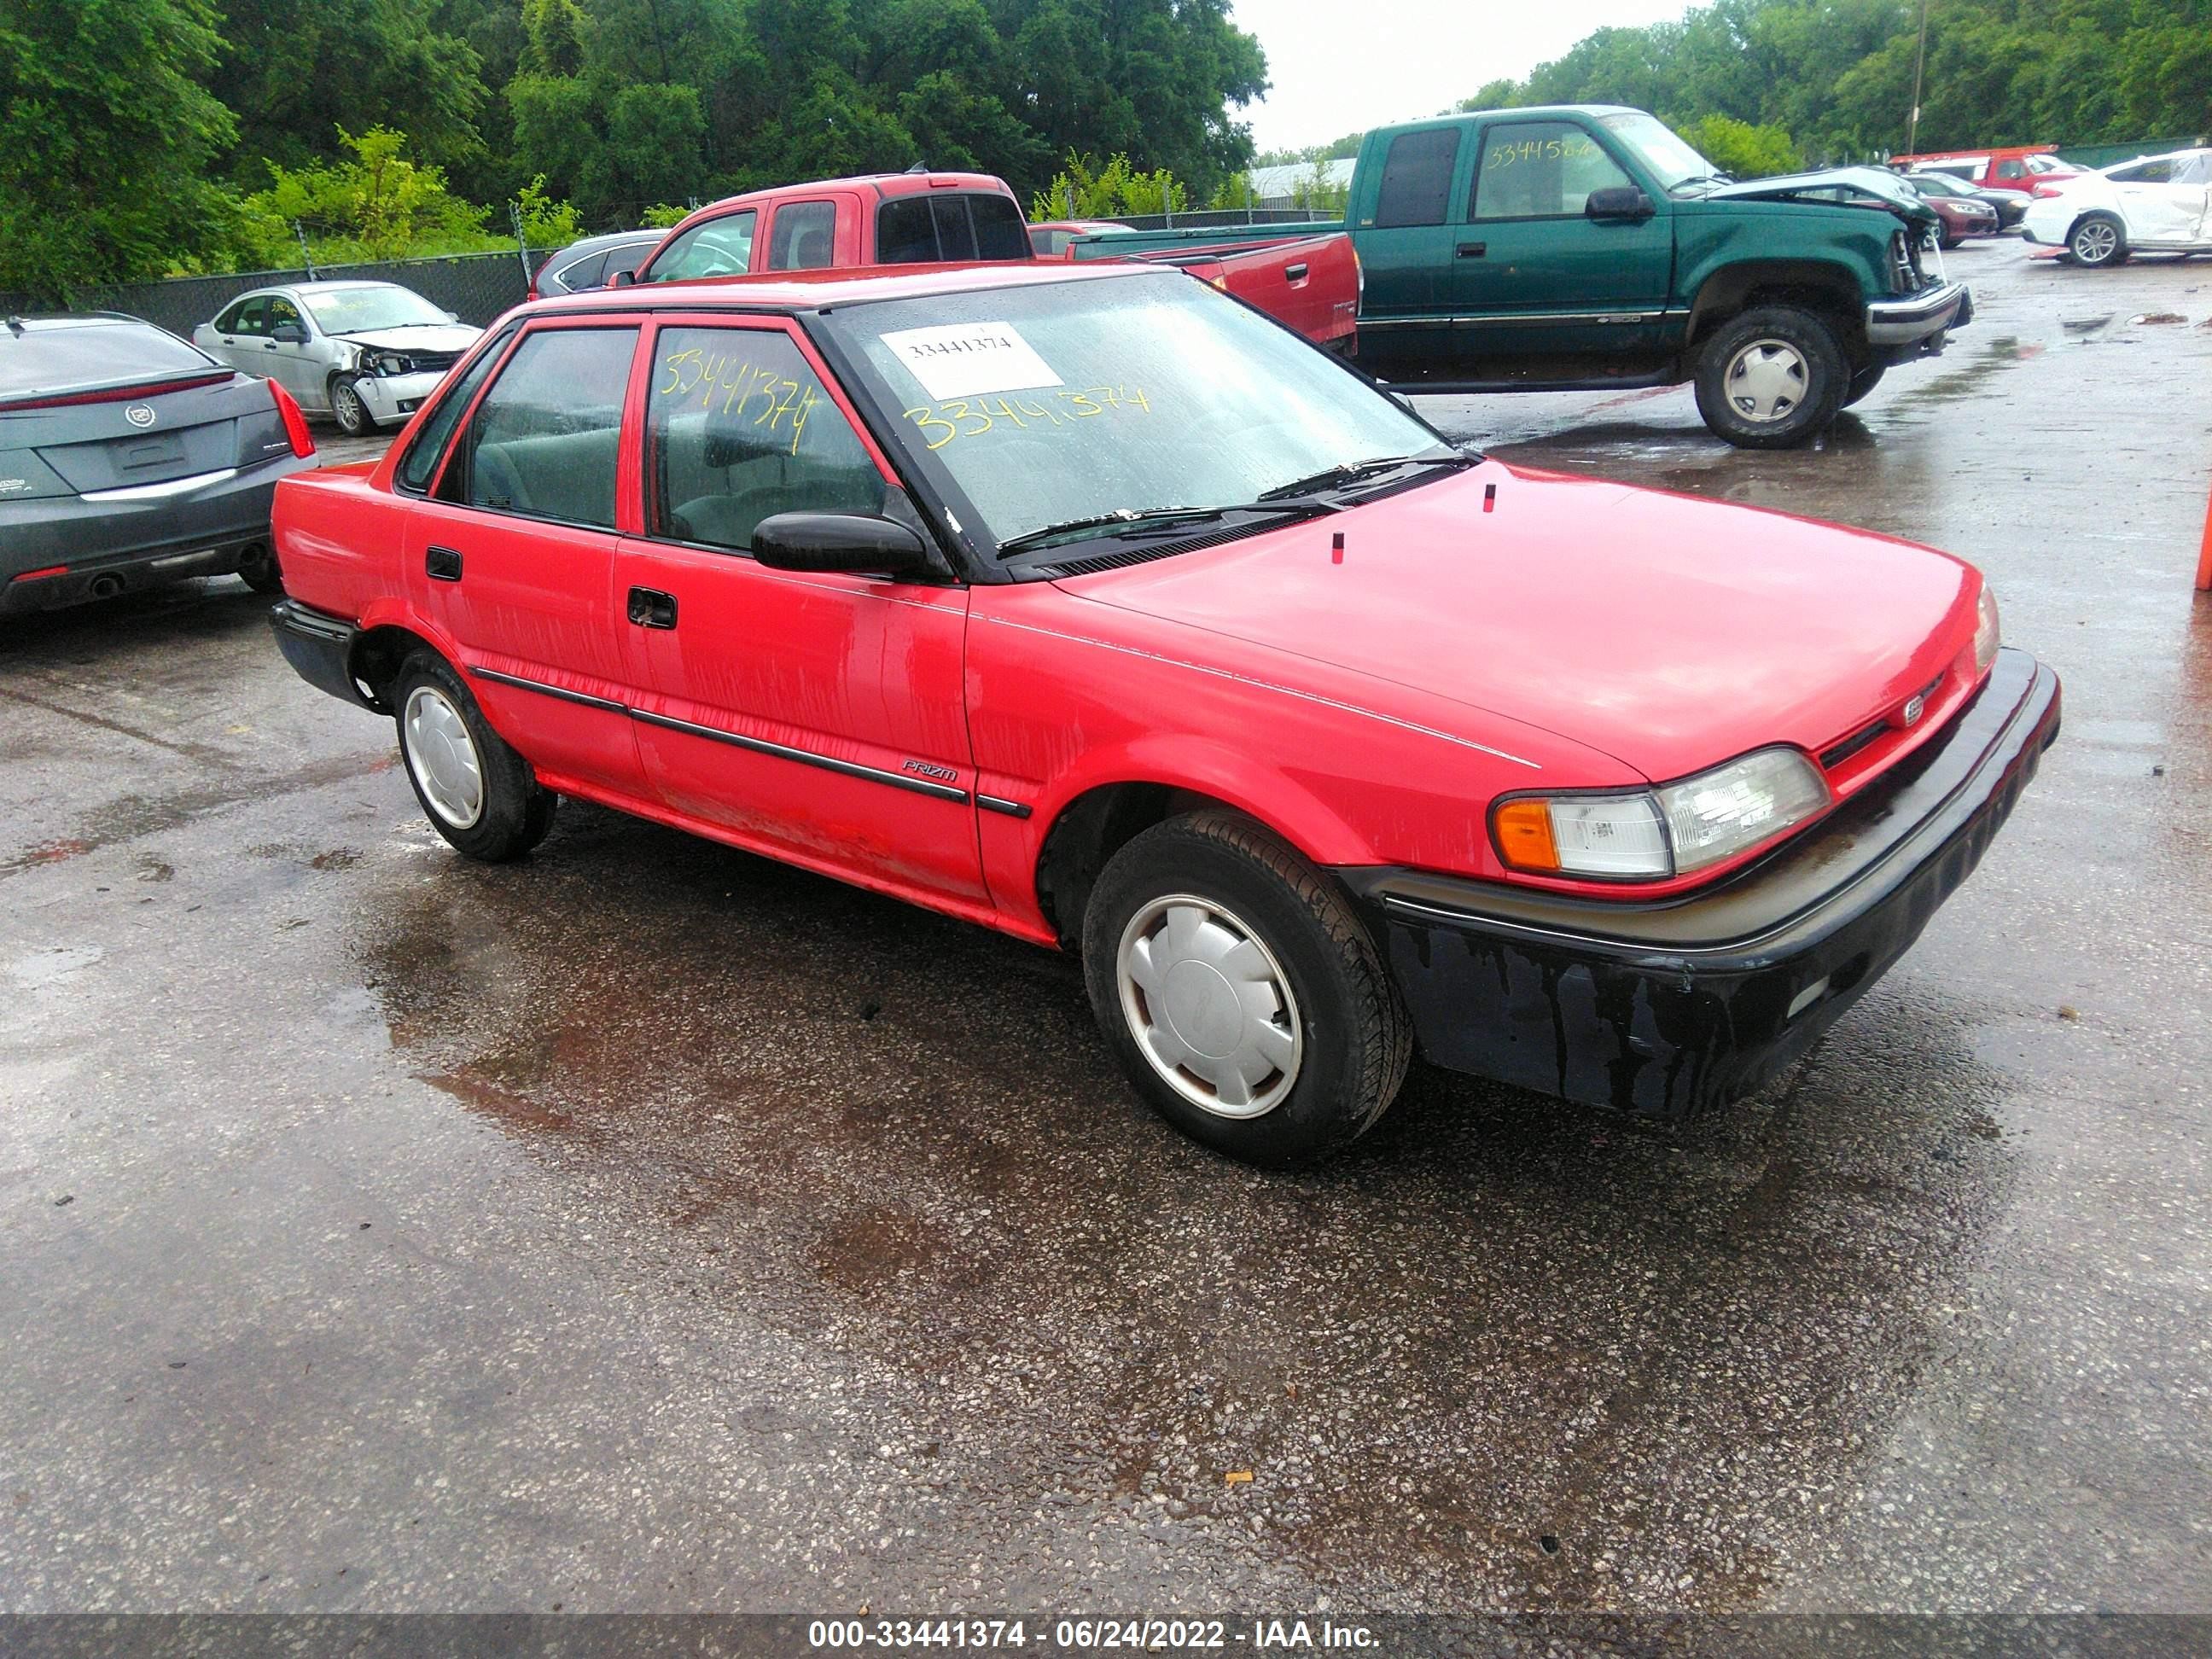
[1373,128,1461,228]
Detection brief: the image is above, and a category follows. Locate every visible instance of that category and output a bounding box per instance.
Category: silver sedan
[192,281,483,436]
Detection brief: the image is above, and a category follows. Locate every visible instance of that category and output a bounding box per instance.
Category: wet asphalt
[3,239,2209,1615]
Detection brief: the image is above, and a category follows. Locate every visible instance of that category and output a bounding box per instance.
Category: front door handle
[263,341,278,350]
[627,586,678,630]
[425,545,463,582]
[1456,242,1487,258]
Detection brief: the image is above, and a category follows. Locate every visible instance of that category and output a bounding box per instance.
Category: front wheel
[393,652,556,862]
[2068,212,2128,268]
[1842,364,1885,409]
[1692,306,1848,450]
[1081,812,1411,1167]
[329,374,375,436]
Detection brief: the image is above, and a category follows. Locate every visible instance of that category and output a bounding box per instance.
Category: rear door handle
[425,546,463,582]
[1456,242,1487,258]
[627,586,678,630]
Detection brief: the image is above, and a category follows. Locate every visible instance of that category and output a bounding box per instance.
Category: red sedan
[267,263,2058,1166]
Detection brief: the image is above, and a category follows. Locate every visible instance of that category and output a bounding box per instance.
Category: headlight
[1974,585,2001,675]
[371,352,414,376]
[1493,748,1830,882]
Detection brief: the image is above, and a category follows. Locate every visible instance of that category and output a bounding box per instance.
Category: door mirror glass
[1585,186,1656,221]
[608,268,637,287]
[752,513,931,576]
[271,321,309,344]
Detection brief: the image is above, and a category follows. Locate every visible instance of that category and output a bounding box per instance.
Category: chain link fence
[2,247,550,340]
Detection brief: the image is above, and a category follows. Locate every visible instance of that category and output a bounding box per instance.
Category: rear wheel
[1692,306,1848,450]
[236,543,283,594]
[393,652,556,861]
[1081,811,1411,1167]
[2068,212,2127,268]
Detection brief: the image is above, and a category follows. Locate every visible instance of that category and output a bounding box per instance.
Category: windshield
[301,286,451,335]
[817,274,1442,555]
[1597,111,1720,192]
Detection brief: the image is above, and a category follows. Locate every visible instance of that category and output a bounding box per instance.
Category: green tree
[235,125,500,264]
[1677,113,1802,176]
[1030,152,1188,219]
[0,0,241,296]
[207,0,490,179]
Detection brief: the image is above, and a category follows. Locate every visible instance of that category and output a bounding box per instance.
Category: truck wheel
[1082,811,1411,1168]
[393,651,556,862]
[2068,212,2127,268]
[1693,306,1848,450]
[1842,364,1885,408]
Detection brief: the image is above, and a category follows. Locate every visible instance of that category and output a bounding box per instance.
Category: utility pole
[1906,0,1931,154]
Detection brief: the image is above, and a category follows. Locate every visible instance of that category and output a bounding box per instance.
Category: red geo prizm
[269,262,2058,1166]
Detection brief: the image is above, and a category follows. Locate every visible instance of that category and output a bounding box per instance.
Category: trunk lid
[2,374,294,497]
[1052,463,1979,785]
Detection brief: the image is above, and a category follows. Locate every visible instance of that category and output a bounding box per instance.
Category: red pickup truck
[626,170,1359,352]
[266,261,2056,1167]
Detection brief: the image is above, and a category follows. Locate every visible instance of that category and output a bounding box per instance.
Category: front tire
[1842,364,1885,409]
[393,652,556,862]
[1692,306,1848,450]
[2068,212,2127,268]
[1082,812,1411,1167]
[329,374,375,436]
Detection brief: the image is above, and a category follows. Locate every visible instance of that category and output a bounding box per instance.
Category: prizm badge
[124,404,158,428]
[902,760,958,782]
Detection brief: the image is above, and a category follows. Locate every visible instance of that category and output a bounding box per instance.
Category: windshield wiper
[1668,172,1737,195]
[1257,447,1479,502]
[996,501,1328,557]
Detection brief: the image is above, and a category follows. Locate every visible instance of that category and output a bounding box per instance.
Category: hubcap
[2075,222,2116,262]
[337,383,364,429]
[1116,894,1302,1118]
[403,685,484,829]
[1725,339,1809,423]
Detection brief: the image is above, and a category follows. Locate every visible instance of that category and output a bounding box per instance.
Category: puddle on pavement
[353,799,2023,1610]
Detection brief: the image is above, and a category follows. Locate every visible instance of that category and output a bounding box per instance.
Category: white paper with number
[880,322,1064,400]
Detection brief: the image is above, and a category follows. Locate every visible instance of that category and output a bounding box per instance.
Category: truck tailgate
[1118,232,1359,350]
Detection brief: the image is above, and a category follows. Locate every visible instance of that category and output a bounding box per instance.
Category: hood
[334,324,482,355]
[1703,166,1938,225]
[1053,463,1979,783]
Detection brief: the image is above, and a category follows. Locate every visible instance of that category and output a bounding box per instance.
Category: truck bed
[1076,229,1359,351]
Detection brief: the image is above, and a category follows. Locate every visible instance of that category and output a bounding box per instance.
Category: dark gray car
[1,313,319,613]
[530,231,663,299]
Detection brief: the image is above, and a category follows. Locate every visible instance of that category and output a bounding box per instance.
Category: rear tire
[236,544,283,594]
[393,651,556,862]
[2068,212,2127,268]
[1081,811,1411,1167]
[1692,306,1848,450]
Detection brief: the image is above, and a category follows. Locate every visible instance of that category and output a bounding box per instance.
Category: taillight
[268,378,316,458]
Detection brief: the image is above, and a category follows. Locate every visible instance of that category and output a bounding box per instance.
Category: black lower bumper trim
[1340,649,2060,1121]
[269,599,371,709]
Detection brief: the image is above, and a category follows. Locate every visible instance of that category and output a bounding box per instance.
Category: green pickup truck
[1074,106,1971,448]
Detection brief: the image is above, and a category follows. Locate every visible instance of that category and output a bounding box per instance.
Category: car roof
[2104,146,2212,170]
[527,259,1163,317]
[554,230,664,255]
[3,311,160,333]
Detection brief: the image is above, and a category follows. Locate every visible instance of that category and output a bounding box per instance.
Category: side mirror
[1586,187,1656,222]
[608,268,637,288]
[271,322,309,344]
[752,512,934,578]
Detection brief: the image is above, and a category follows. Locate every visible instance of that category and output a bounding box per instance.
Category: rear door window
[767,201,838,270]
[218,298,265,336]
[646,324,886,552]
[437,327,639,527]
[549,251,607,292]
[648,211,758,282]
[1373,127,1461,227]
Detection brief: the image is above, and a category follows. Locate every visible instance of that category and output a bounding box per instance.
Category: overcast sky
[1231,0,1698,153]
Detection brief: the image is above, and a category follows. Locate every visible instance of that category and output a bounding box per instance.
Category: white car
[2021,148,2212,268]
[192,282,484,435]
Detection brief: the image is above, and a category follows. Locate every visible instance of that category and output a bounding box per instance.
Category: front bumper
[352,369,449,428]
[1866,279,1971,347]
[1340,648,2060,1121]
[0,456,312,613]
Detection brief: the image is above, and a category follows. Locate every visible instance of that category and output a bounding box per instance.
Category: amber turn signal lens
[1493,799,1559,872]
